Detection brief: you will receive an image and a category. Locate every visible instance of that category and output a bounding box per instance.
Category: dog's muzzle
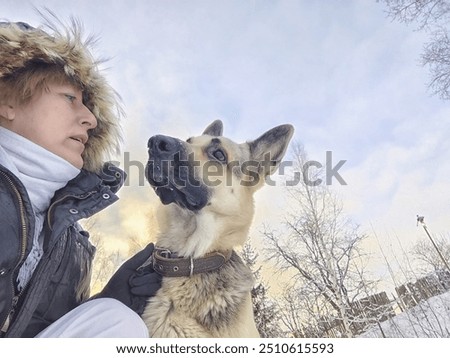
[145,134,209,211]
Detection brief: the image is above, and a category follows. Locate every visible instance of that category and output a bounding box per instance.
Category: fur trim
[0,12,123,172]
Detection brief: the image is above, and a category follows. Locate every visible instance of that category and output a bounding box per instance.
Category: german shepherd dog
[142,120,294,337]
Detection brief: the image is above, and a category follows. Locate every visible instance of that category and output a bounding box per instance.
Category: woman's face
[3,83,97,169]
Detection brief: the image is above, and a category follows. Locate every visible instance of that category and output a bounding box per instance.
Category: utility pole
[416,215,450,272]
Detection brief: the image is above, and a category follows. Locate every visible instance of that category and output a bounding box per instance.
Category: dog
[142,120,294,337]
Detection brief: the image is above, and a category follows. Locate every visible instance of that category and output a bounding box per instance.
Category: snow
[358,291,450,337]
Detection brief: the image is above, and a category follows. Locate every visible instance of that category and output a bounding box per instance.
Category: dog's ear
[248,124,294,176]
[202,119,223,136]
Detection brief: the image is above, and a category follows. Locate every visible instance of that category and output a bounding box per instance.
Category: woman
[0,19,159,337]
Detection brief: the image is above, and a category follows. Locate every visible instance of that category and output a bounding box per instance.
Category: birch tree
[383,0,450,99]
[263,143,378,337]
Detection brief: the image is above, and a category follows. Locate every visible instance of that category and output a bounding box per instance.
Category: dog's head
[145,120,293,256]
[146,120,294,213]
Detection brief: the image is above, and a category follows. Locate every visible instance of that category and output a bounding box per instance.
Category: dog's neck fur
[155,199,255,258]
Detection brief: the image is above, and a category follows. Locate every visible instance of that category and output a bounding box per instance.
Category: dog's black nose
[148,135,179,153]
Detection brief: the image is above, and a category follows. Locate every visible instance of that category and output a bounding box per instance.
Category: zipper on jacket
[0,171,29,333]
[1,296,19,333]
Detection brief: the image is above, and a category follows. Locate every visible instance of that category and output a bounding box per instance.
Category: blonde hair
[0,62,84,107]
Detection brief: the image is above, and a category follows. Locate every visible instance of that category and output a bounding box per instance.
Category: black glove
[95,243,161,315]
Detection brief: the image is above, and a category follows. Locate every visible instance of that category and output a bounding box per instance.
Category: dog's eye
[212,149,227,162]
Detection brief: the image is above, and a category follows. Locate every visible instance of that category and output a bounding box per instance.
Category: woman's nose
[80,104,98,129]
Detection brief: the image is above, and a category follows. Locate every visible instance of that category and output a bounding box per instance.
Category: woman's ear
[0,104,15,121]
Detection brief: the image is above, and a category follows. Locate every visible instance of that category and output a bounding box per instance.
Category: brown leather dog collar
[152,248,233,277]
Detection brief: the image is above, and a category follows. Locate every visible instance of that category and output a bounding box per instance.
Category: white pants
[35,298,149,338]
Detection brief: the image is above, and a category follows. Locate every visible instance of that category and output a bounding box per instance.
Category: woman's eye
[65,94,76,103]
[213,149,226,162]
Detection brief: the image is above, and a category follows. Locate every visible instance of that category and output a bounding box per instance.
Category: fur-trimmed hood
[0,16,122,172]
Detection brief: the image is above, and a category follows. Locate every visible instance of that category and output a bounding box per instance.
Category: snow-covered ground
[359,291,450,338]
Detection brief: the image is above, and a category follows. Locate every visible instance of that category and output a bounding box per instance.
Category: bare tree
[412,235,450,272]
[276,285,333,337]
[382,0,450,99]
[263,143,378,337]
[83,216,153,294]
[88,229,124,294]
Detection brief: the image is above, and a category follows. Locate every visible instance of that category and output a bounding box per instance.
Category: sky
[2,0,450,293]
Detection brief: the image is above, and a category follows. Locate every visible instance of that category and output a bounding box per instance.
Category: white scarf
[0,127,80,290]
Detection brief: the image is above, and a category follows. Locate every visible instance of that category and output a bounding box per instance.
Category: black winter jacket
[0,162,124,337]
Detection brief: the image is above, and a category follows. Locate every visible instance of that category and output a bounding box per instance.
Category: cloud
[336,120,450,250]
[3,1,450,283]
